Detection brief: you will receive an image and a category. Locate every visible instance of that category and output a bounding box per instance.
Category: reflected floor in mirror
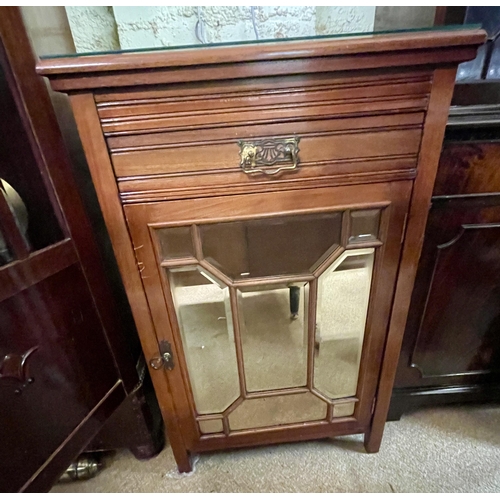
[173,262,369,428]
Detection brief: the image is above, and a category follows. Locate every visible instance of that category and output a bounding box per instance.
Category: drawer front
[97,70,430,202]
[112,114,423,177]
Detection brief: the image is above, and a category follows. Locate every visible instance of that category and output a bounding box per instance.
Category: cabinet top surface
[36,27,486,92]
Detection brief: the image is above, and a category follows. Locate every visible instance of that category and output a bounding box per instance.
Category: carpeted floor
[51,404,500,493]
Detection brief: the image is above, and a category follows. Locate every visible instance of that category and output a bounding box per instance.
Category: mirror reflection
[168,266,240,414]
[238,283,309,392]
[314,249,375,400]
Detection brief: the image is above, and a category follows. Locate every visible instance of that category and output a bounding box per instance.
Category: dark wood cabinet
[0,9,162,492]
[390,105,500,419]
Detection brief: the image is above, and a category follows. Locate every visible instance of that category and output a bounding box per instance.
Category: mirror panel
[157,226,194,260]
[314,249,375,400]
[199,212,342,279]
[349,209,381,244]
[333,402,356,418]
[168,266,240,414]
[238,283,309,392]
[198,419,224,434]
[228,392,327,431]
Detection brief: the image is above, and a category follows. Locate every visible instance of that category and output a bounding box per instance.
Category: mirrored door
[125,181,411,446]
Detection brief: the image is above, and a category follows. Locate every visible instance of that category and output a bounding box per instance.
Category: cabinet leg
[171,444,192,474]
[363,426,382,454]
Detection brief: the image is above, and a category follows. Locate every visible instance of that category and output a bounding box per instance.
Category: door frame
[124,180,412,453]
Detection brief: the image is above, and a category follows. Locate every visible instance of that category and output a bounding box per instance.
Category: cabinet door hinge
[371,397,377,415]
[149,340,175,371]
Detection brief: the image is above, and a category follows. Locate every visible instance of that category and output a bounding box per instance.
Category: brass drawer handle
[239,137,300,175]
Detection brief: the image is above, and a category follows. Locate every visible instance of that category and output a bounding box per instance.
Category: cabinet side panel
[365,67,458,452]
[68,93,192,471]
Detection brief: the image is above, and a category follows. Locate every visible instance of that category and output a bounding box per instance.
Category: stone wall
[65,6,378,52]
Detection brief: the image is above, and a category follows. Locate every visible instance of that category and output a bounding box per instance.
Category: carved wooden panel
[396,195,500,387]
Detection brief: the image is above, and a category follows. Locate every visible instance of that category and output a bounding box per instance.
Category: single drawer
[97,70,430,201]
[111,113,423,178]
[111,111,423,203]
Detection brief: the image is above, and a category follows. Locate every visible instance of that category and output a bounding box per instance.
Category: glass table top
[34,4,481,60]
[43,24,479,60]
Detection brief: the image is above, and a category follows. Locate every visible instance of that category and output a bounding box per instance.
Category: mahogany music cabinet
[37,27,484,472]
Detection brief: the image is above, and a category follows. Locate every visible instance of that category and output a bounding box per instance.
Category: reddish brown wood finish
[68,93,192,473]
[38,28,484,471]
[37,29,484,91]
[0,7,162,491]
[364,67,459,452]
[124,181,410,453]
[391,138,500,418]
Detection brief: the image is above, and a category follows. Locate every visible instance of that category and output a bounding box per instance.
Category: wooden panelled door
[0,30,126,491]
[391,139,500,417]
[124,180,411,454]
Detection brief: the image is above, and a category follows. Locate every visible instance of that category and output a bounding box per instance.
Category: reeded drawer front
[96,70,430,202]
[111,114,423,178]
[113,113,423,202]
[97,70,431,136]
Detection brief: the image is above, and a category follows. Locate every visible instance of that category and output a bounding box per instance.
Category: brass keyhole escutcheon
[149,340,174,370]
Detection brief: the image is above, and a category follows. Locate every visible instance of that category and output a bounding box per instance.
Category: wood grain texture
[41,48,480,92]
[434,142,500,196]
[118,166,417,205]
[365,67,458,453]
[0,239,76,302]
[37,28,484,77]
[94,69,432,103]
[107,111,424,152]
[392,141,500,417]
[68,93,192,472]
[411,220,500,378]
[112,128,421,178]
[97,74,430,135]
[39,28,484,471]
[98,79,430,121]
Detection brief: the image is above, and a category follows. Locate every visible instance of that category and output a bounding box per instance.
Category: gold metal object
[149,340,174,370]
[0,178,30,264]
[239,137,300,175]
[58,455,102,482]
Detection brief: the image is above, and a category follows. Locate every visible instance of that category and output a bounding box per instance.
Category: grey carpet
[51,404,500,493]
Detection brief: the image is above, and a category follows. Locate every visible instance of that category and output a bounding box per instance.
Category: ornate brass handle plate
[239,137,300,175]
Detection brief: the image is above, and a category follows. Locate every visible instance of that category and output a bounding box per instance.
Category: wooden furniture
[38,28,485,473]
[45,72,165,462]
[390,83,500,418]
[0,9,162,492]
